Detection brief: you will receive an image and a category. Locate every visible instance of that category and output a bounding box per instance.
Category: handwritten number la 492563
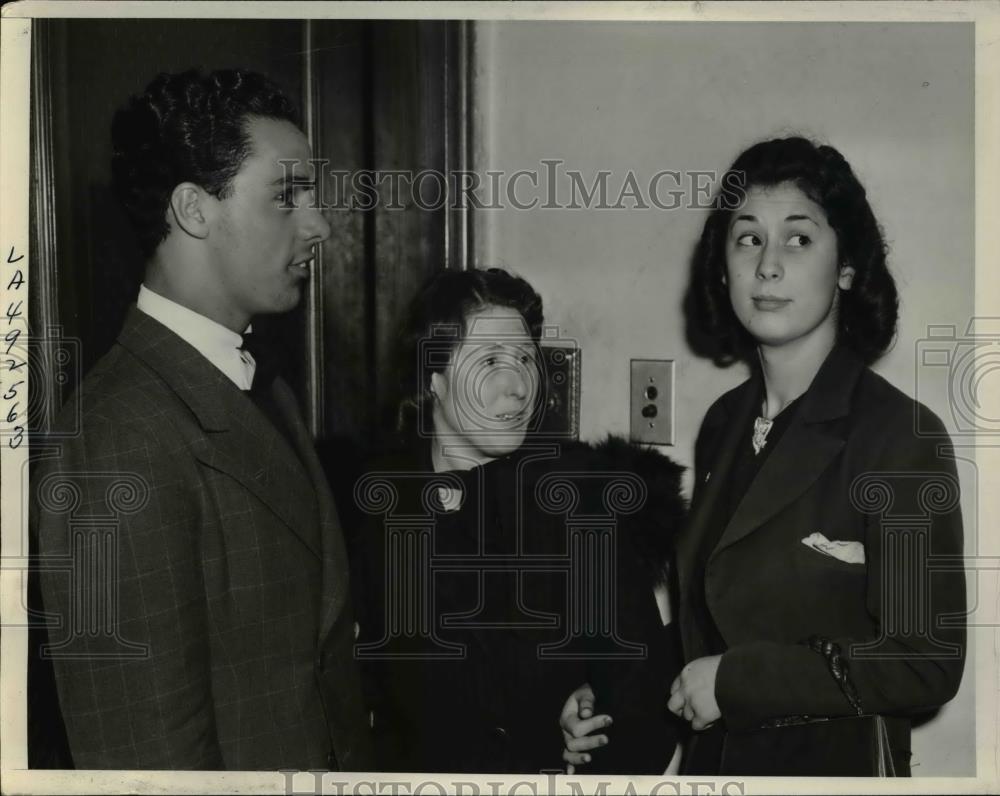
[5,248,26,447]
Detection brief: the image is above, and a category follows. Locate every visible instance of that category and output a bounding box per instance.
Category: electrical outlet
[630,359,674,446]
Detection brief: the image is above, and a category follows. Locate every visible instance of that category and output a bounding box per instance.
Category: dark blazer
[34,307,372,770]
[354,438,686,774]
[676,346,965,774]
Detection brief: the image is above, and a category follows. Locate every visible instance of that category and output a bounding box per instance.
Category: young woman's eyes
[734,232,812,248]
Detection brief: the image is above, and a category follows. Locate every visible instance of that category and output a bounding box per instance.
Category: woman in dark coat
[353,268,686,774]
[565,137,965,776]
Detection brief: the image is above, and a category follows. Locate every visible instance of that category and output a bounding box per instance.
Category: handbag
[718,637,900,777]
[719,713,897,776]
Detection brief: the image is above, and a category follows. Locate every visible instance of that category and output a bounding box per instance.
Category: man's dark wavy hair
[394,267,545,437]
[687,136,898,365]
[111,68,300,259]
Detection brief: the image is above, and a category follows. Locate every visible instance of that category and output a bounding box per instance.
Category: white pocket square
[801,532,865,565]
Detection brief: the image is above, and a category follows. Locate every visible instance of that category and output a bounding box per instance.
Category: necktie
[240,331,279,395]
[239,332,301,459]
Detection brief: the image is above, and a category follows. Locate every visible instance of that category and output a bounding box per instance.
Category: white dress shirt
[136,285,255,390]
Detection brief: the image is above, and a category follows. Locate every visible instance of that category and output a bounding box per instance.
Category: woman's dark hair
[111,68,300,259]
[686,136,898,365]
[394,267,545,437]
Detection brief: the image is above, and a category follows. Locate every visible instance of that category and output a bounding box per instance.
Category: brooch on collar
[752,416,773,456]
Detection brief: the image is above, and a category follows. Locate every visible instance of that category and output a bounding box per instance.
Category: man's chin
[258,289,304,317]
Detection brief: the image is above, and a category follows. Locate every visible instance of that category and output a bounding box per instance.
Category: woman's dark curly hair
[111,69,300,260]
[686,136,898,365]
[394,267,545,437]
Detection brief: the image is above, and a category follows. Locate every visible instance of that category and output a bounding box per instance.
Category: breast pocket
[799,532,867,567]
[792,535,870,626]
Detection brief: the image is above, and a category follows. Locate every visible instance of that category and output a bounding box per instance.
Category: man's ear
[168,183,212,240]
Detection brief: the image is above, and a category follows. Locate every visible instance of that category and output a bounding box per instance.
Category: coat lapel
[710,346,865,559]
[270,379,351,644]
[117,306,321,558]
[676,375,758,603]
[710,419,845,556]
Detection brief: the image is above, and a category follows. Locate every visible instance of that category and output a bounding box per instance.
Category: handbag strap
[807,636,897,775]
[807,635,864,716]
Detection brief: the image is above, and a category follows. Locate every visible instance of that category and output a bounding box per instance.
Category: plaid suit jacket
[35,307,372,770]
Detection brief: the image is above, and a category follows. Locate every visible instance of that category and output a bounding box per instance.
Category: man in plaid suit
[34,69,371,770]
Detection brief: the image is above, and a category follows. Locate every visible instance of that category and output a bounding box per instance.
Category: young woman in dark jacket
[564,137,965,776]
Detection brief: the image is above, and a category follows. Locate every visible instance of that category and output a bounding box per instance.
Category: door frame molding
[300,20,475,439]
[29,19,64,434]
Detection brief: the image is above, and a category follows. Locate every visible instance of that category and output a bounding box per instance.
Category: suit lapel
[710,417,845,556]
[710,346,865,559]
[270,379,351,643]
[191,405,321,558]
[677,377,758,602]
[118,307,322,558]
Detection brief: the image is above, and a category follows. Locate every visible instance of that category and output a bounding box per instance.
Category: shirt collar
[136,285,253,389]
